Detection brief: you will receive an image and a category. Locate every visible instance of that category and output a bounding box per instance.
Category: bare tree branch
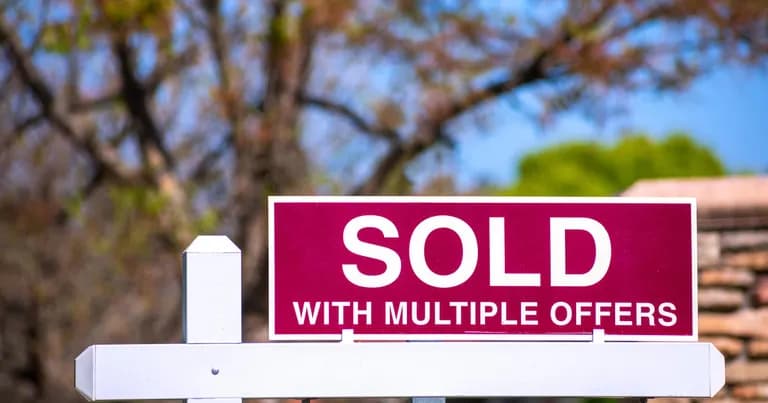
[297,11,317,93]
[112,38,175,171]
[352,49,551,194]
[201,0,244,142]
[190,132,232,182]
[145,46,198,93]
[0,114,44,157]
[67,47,195,115]
[0,19,136,183]
[71,90,121,112]
[353,2,615,195]
[14,113,45,133]
[300,93,400,142]
[189,0,247,189]
[435,2,617,124]
[352,126,446,195]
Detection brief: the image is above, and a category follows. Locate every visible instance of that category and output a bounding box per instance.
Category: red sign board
[268,197,696,341]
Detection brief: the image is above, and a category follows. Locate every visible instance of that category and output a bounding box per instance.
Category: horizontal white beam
[75,342,724,401]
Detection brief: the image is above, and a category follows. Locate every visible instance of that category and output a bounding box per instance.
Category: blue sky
[454,65,768,189]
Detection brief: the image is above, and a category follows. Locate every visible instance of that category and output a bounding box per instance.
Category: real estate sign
[268,196,696,341]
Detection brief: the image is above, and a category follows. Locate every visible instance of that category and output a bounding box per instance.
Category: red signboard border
[268,196,698,342]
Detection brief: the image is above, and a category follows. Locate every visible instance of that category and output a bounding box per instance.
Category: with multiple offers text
[291,300,678,329]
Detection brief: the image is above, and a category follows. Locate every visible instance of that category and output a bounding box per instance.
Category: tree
[0,1,766,400]
[498,133,726,196]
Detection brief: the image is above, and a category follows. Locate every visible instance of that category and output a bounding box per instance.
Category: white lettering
[434,302,450,325]
[331,301,350,325]
[614,302,632,326]
[575,301,592,325]
[489,217,540,286]
[635,302,655,326]
[353,301,372,325]
[385,301,407,325]
[521,301,538,325]
[658,302,677,327]
[410,215,478,288]
[595,302,611,326]
[550,217,611,287]
[341,215,401,288]
[449,301,468,325]
[292,301,321,325]
[412,301,430,325]
[501,302,518,325]
[479,301,497,325]
[551,301,572,326]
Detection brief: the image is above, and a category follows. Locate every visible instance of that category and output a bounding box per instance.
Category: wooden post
[183,235,242,403]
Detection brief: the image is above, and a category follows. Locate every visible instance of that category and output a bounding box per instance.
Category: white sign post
[75,235,725,401]
[182,236,242,403]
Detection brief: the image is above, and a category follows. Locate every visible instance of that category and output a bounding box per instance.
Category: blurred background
[0,0,767,402]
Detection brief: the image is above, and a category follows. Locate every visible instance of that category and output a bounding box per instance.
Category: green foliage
[63,193,85,220]
[108,185,170,217]
[41,23,72,53]
[193,209,220,234]
[41,3,94,54]
[101,0,173,32]
[104,185,171,254]
[498,132,725,196]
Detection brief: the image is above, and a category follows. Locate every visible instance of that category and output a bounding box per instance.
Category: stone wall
[624,176,768,403]
[698,230,768,401]
[644,230,768,403]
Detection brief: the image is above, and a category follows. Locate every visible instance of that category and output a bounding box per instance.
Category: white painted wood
[183,235,242,403]
[183,235,241,344]
[74,341,724,400]
[74,345,93,401]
